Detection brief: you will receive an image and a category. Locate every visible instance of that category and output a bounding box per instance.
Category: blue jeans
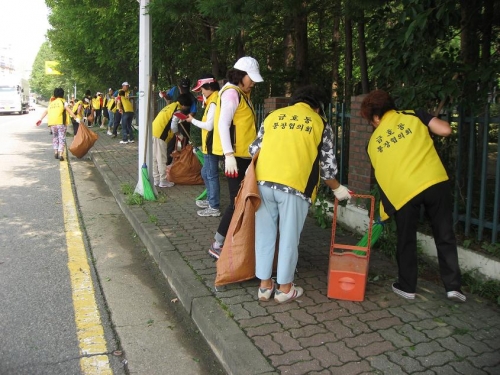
[108,110,114,129]
[201,154,220,209]
[255,185,309,284]
[121,112,134,141]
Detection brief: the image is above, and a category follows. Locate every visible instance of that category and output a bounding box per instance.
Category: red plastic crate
[327,194,375,302]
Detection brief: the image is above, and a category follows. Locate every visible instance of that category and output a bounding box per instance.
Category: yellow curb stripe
[60,159,113,375]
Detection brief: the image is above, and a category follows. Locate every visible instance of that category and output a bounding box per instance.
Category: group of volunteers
[36,55,466,305]
[150,55,465,304]
[36,82,137,160]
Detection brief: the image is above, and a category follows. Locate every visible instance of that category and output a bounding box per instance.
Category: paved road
[0,107,225,375]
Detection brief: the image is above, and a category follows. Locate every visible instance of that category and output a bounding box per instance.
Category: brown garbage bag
[69,123,98,158]
[166,144,204,185]
[215,152,260,286]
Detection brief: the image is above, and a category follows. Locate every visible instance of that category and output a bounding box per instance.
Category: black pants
[216,157,252,238]
[72,119,79,135]
[393,181,461,293]
[95,109,102,126]
[167,122,191,165]
[112,111,122,136]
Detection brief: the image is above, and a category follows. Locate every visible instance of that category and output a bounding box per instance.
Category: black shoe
[54,153,59,159]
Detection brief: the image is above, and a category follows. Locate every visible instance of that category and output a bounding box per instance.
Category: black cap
[180,77,191,88]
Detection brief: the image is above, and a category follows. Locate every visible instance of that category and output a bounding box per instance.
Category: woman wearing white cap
[208,56,264,259]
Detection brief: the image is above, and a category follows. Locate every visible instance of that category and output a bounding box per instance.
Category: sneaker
[208,242,221,260]
[258,280,275,301]
[107,131,112,136]
[158,181,174,188]
[119,140,128,144]
[447,290,466,303]
[196,199,209,208]
[197,207,221,217]
[274,284,303,303]
[100,125,106,129]
[128,139,135,143]
[392,282,416,300]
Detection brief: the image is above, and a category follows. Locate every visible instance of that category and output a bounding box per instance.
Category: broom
[140,81,156,201]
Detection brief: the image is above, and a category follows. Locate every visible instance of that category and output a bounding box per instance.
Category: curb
[90,151,276,375]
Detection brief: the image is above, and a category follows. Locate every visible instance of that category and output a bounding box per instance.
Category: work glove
[36,120,41,126]
[159,91,166,98]
[224,155,238,178]
[75,118,81,124]
[333,185,352,201]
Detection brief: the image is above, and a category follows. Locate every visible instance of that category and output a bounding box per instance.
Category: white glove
[75,118,81,124]
[333,185,352,201]
[224,154,238,178]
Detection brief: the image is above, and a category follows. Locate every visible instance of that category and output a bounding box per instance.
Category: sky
[0,0,51,77]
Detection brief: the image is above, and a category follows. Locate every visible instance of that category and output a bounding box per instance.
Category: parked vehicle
[0,77,30,115]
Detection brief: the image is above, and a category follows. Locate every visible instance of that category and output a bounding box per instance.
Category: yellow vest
[256,103,324,202]
[212,84,256,157]
[92,97,101,110]
[367,110,449,220]
[152,102,180,142]
[73,100,84,119]
[48,98,66,126]
[120,95,133,112]
[201,91,218,154]
[106,98,116,112]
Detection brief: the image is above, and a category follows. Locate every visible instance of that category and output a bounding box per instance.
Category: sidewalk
[82,128,500,375]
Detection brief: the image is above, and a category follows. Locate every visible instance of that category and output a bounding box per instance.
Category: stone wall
[347,95,375,194]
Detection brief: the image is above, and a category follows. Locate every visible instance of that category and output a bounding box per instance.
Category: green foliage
[312,191,333,229]
[462,270,500,306]
[39,0,500,111]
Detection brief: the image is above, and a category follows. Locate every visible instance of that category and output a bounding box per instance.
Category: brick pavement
[73,127,500,375]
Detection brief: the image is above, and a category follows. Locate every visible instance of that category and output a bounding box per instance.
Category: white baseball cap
[122,81,129,86]
[233,56,263,82]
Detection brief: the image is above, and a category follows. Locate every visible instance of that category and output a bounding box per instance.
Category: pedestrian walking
[360,89,465,302]
[36,87,80,161]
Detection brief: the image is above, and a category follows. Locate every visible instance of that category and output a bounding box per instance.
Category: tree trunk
[344,16,353,104]
[294,3,308,86]
[283,15,294,96]
[357,17,369,94]
[331,0,341,102]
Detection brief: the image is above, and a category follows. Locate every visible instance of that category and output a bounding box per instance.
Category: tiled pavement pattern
[74,127,500,375]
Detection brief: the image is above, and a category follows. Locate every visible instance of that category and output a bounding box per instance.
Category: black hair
[227,68,247,85]
[290,85,327,111]
[118,90,125,96]
[85,89,91,96]
[177,93,193,107]
[53,87,64,99]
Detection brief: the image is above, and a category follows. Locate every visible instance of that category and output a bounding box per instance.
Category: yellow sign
[45,61,62,75]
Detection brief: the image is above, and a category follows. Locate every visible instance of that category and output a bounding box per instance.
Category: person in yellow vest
[361,89,465,303]
[92,93,103,128]
[36,87,80,161]
[105,88,116,136]
[152,93,193,188]
[185,74,221,217]
[71,97,90,135]
[249,85,351,303]
[208,56,263,259]
[117,83,135,144]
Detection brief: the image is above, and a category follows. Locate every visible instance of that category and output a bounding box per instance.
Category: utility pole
[135,0,152,197]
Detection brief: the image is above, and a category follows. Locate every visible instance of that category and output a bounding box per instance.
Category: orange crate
[327,194,375,302]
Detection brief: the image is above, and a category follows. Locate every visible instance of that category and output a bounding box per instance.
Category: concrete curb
[90,151,275,375]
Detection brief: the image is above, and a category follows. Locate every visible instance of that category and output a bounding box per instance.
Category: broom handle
[143,79,152,164]
[178,121,191,143]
